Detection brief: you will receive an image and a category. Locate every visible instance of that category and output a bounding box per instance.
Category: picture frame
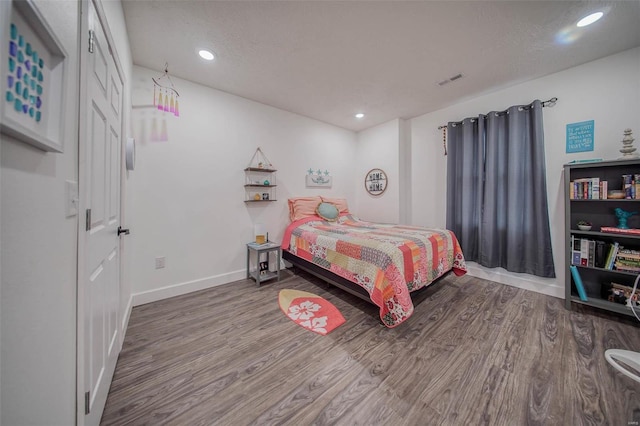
[0,0,68,152]
[365,168,387,196]
[305,168,332,188]
[305,174,332,188]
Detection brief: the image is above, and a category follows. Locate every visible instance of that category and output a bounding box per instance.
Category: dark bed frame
[282,249,450,305]
[283,250,371,301]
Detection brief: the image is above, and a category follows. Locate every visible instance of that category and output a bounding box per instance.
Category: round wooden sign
[364,168,387,196]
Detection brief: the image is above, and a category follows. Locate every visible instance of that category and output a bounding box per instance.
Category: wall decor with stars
[306,168,332,188]
[1,0,68,152]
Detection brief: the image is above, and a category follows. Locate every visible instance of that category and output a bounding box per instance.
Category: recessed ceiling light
[198,49,215,61]
[355,113,365,119]
[577,12,603,27]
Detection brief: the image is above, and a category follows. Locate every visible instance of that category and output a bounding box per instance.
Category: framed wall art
[306,168,332,188]
[365,168,387,196]
[0,0,68,152]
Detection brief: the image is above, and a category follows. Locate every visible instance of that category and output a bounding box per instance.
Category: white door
[80,1,123,423]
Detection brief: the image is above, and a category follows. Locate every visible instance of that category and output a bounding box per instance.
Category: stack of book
[614,248,640,273]
[622,174,640,199]
[602,282,640,306]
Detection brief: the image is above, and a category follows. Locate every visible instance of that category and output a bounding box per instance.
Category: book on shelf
[600,227,640,235]
[580,238,589,266]
[595,240,607,268]
[571,236,581,266]
[601,180,608,199]
[569,265,588,301]
[588,240,595,267]
[605,242,620,270]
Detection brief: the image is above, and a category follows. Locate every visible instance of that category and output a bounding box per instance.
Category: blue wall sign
[566,120,594,153]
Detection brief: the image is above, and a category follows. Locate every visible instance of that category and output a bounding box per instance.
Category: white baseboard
[465,262,564,299]
[131,269,246,307]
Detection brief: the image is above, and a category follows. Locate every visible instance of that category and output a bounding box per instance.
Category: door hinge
[86,209,91,231]
[88,29,95,54]
[85,391,90,415]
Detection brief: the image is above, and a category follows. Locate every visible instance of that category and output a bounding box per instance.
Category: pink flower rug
[278,289,346,335]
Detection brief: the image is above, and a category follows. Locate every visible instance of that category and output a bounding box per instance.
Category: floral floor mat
[278,289,346,335]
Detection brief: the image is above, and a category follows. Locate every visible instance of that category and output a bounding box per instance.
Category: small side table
[246,242,281,286]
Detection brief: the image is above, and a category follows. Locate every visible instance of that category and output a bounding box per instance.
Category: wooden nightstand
[246,242,281,286]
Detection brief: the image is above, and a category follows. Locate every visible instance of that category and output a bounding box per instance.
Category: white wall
[354,119,401,223]
[129,66,357,304]
[410,47,640,297]
[0,1,79,424]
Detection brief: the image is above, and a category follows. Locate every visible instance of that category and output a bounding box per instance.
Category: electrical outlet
[155,256,166,269]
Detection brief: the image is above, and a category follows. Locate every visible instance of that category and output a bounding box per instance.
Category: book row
[571,237,640,272]
[569,174,640,199]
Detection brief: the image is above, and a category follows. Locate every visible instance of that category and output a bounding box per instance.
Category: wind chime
[152,63,180,117]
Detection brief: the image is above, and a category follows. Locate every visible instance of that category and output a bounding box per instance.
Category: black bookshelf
[564,159,640,317]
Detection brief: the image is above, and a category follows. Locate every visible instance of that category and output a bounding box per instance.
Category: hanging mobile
[152,63,180,117]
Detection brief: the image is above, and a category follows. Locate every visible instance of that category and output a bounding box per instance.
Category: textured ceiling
[121,1,640,132]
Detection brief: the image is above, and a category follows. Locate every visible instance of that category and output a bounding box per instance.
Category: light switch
[66,180,78,217]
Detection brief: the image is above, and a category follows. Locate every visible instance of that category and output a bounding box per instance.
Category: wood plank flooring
[101,270,640,425]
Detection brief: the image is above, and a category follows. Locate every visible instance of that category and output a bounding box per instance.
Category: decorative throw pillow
[316,202,340,221]
[288,196,323,222]
[320,197,349,214]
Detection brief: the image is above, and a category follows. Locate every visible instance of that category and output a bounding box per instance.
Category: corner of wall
[399,119,412,224]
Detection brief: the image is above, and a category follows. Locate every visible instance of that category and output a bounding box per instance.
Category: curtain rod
[437,97,558,130]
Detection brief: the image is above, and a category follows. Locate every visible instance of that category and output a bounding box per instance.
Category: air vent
[437,73,464,86]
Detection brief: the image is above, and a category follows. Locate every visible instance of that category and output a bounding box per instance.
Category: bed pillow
[288,196,322,222]
[316,202,340,221]
[320,197,349,214]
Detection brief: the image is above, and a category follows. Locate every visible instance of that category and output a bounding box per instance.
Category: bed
[281,197,467,327]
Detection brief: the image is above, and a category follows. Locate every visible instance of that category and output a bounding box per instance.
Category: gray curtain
[446,100,555,278]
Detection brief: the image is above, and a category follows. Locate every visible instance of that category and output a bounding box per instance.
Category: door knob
[117,226,130,236]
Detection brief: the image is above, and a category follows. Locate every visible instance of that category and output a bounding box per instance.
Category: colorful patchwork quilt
[282,214,467,327]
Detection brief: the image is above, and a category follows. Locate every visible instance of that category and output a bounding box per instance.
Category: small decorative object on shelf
[608,190,626,199]
[577,220,592,231]
[259,261,269,276]
[615,207,638,229]
[619,128,637,160]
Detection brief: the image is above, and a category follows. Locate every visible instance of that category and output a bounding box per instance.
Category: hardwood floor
[101,270,640,425]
